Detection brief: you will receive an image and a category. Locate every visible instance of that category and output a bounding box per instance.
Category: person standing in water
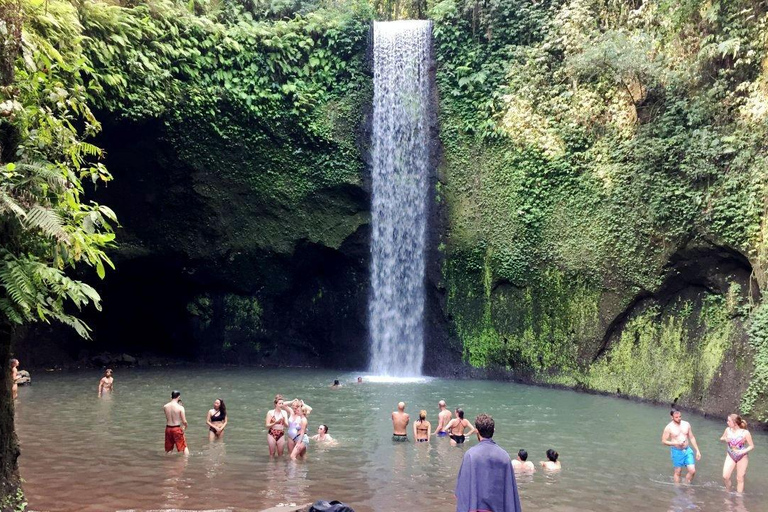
[391,402,410,442]
[287,399,310,460]
[330,379,342,389]
[164,390,189,455]
[720,413,754,493]
[266,394,289,457]
[9,359,19,400]
[433,400,452,437]
[455,414,521,512]
[445,408,476,445]
[662,409,701,483]
[98,368,114,397]
[512,449,535,473]
[414,410,431,443]
[206,398,227,441]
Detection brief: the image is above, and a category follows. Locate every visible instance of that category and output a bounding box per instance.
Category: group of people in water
[662,409,755,493]
[390,399,561,470]
[9,364,759,494]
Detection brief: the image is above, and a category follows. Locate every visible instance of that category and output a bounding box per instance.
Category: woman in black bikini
[414,410,432,443]
[445,408,475,446]
[207,398,228,441]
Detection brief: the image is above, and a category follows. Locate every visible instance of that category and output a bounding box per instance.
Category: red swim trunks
[165,426,187,452]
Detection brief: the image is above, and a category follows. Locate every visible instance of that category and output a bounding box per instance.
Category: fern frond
[0,298,25,325]
[0,190,27,220]
[25,205,70,242]
[0,259,35,316]
[52,313,92,340]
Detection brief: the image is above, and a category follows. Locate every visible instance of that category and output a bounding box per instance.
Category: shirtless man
[661,409,701,483]
[444,408,476,446]
[9,359,19,400]
[164,390,189,455]
[98,369,114,397]
[512,449,536,473]
[433,400,452,437]
[391,402,410,442]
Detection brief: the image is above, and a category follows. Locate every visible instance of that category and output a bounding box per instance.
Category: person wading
[391,401,410,442]
[164,390,189,456]
[455,413,521,512]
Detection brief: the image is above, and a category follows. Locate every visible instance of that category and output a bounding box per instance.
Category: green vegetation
[432,0,768,418]
[2,3,768,503]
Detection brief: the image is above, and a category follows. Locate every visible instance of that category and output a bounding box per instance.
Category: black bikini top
[211,410,225,421]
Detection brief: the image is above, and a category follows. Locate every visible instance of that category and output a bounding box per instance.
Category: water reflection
[161,455,190,509]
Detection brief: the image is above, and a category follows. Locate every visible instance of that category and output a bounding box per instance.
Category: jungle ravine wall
[4,3,768,505]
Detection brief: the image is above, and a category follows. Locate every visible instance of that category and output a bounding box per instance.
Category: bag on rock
[308,500,355,512]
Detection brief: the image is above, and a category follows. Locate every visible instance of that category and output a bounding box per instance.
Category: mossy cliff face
[10,1,768,424]
[429,0,768,422]
[14,0,376,369]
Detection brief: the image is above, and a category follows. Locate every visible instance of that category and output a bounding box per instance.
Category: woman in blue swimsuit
[720,414,754,493]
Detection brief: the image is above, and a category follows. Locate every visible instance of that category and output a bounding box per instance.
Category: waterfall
[369,20,432,377]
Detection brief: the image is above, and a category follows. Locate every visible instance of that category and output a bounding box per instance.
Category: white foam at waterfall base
[368,20,432,378]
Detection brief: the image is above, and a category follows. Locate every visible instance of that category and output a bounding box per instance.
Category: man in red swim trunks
[164,390,189,455]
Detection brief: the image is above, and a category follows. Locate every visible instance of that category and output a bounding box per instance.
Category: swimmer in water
[512,449,535,473]
[444,408,475,446]
[433,400,452,437]
[720,413,754,493]
[311,424,337,445]
[266,394,289,457]
[414,410,431,443]
[206,398,228,441]
[98,368,114,397]
[357,377,363,383]
[540,449,561,470]
[330,379,341,389]
[391,401,410,442]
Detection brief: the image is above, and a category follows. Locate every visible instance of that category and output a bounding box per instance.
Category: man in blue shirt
[455,413,522,512]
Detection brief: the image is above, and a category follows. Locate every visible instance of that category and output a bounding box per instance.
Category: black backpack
[308,500,355,512]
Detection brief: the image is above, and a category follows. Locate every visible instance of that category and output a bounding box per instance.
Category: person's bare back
[434,400,452,435]
[164,400,187,427]
[392,402,410,436]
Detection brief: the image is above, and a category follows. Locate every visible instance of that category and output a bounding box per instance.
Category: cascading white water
[369,20,432,377]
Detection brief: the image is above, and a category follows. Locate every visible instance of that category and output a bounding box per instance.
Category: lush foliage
[78,0,373,253]
[433,0,768,416]
[0,0,116,338]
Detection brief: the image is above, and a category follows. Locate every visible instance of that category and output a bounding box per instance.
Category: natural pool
[15,367,766,511]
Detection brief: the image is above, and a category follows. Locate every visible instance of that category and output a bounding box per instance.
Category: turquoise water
[14,367,766,511]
